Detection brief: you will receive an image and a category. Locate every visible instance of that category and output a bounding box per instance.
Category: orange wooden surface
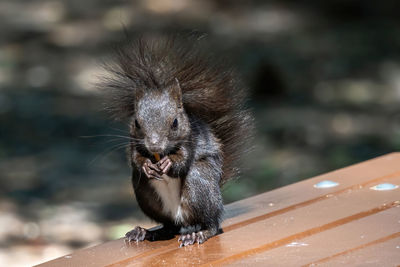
[36,153,400,267]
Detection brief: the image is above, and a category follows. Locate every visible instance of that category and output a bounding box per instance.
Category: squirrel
[100,35,253,247]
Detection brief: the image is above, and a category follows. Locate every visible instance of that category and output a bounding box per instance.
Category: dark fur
[99,34,253,245]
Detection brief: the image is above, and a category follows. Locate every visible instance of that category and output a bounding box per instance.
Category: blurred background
[1,0,400,265]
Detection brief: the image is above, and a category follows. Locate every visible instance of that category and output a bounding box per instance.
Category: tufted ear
[170,78,183,109]
[134,87,144,111]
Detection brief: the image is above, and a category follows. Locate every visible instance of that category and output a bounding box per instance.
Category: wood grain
[36,152,400,267]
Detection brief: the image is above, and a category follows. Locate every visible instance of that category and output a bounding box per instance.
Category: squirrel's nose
[149,134,159,145]
[147,134,164,153]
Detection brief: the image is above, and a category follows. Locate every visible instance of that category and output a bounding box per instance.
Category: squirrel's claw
[125,226,147,243]
[178,231,206,247]
[143,160,163,180]
[158,156,172,174]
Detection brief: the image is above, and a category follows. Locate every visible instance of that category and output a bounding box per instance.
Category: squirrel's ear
[134,88,144,110]
[171,78,183,109]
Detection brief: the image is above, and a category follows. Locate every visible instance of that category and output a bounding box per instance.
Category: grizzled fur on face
[131,81,191,155]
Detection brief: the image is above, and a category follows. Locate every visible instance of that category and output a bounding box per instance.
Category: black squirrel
[100,35,253,247]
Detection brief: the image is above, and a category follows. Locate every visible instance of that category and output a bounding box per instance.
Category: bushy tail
[100,34,254,185]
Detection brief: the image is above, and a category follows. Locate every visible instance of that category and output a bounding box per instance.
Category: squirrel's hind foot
[178,231,207,247]
[125,226,148,242]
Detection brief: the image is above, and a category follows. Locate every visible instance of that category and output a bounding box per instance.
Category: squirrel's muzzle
[146,134,166,154]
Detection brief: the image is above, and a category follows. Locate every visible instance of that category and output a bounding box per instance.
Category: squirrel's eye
[171,118,178,129]
[134,119,141,129]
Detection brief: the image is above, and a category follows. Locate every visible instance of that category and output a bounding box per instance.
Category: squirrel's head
[130,78,190,155]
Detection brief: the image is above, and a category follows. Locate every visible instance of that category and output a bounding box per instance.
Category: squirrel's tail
[167,36,254,185]
[100,34,254,185]
[211,105,254,186]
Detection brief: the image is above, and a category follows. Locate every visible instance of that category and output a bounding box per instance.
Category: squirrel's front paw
[178,231,206,247]
[158,156,172,174]
[125,226,148,242]
[142,159,163,180]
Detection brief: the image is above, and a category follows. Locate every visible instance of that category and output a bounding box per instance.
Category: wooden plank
[312,235,400,266]
[229,203,400,266]
[35,152,400,267]
[118,176,400,266]
[224,152,400,231]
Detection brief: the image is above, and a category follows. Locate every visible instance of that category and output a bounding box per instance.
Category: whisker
[80,134,144,142]
[80,134,133,139]
[88,142,130,166]
[108,126,130,134]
